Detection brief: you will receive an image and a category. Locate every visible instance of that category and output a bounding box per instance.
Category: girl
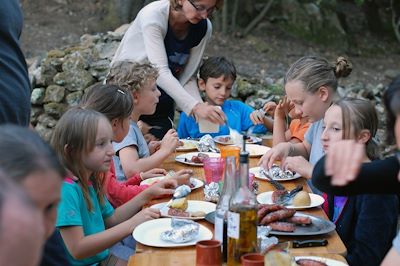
[259,56,352,182]
[0,125,69,265]
[112,0,226,139]
[52,107,165,266]
[320,98,398,266]
[80,84,192,207]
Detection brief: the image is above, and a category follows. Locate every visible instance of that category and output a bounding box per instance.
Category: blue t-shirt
[113,121,150,181]
[56,178,115,266]
[177,100,267,139]
[164,20,207,78]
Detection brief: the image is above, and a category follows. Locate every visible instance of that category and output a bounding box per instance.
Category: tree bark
[243,0,274,36]
[222,0,228,34]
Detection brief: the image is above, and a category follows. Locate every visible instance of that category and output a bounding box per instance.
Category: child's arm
[272,98,291,146]
[119,129,179,176]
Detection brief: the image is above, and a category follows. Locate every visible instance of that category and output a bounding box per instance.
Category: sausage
[168,208,190,217]
[286,216,312,225]
[260,209,296,225]
[296,259,328,266]
[268,222,295,232]
[271,190,287,203]
[257,204,285,223]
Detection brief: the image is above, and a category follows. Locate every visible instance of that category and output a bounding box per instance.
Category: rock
[34,123,53,142]
[54,69,95,91]
[47,49,66,58]
[66,91,83,106]
[384,69,400,79]
[31,88,46,105]
[43,102,67,118]
[113,24,130,36]
[38,113,58,128]
[62,51,89,72]
[40,57,64,86]
[30,106,43,125]
[94,42,119,59]
[44,85,65,103]
[80,34,101,47]
[89,59,111,80]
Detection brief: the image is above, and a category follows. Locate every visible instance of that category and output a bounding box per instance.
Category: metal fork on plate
[259,168,286,191]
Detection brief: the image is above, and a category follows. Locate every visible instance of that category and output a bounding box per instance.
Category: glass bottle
[227,151,258,266]
[214,156,237,263]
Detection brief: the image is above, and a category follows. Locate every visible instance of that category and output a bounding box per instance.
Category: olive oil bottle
[227,151,258,266]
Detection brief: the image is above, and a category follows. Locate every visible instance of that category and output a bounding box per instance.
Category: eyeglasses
[187,0,215,15]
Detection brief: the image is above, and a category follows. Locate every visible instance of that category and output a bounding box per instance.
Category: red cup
[241,253,264,266]
[196,240,222,266]
[203,157,225,185]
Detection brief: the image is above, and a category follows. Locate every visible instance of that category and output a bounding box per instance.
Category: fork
[259,168,286,191]
[168,117,175,130]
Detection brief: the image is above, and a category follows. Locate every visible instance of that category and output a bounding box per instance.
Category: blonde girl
[52,108,162,266]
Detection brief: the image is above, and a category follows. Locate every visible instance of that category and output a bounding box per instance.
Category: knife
[292,239,328,248]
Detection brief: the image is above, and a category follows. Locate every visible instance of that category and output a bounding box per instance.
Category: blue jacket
[177,100,267,139]
[325,194,398,266]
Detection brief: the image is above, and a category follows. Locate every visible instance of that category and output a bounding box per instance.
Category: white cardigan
[112,0,212,115]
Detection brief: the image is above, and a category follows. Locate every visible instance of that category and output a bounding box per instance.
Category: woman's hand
[325,140,366,186]
[192,102,226,124]
[160,129,180,154]
[282,156,313,179]
[258,142,291,169]
[141,168,167,180]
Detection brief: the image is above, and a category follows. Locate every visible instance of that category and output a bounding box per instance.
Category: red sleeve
[105,163,149,208]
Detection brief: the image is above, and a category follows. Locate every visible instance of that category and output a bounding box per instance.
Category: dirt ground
[20,0,400,87]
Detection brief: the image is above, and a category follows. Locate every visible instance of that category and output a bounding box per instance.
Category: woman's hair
[50,107,108,211]
[170,0,224,11]
[334,97,379,160]
[285,56,352,94]
[107,61,158,93]
[199,56,236,82]
[80,84,133,122]
[0,125,65,183]
[383,75,400,144]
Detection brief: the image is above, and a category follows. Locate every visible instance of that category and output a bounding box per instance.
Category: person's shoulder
[140,0,169,23]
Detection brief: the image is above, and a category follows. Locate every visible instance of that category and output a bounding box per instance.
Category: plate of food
[132,218,213,248]
[150,199,216,220]
[295,256,348,266]
[176,139,199,152]
[214,135,262,145]
[246,144,270,157]
[257,191,324,210]
[175,152,220,166]
[249,166,301,181]
[140,176,204,190]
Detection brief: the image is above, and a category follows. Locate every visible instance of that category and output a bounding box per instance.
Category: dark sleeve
[346,195,398,266]
[312,156,400,195]
[40,230,70,266]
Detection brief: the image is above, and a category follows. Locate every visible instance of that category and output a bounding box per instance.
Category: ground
[20,0,400,88]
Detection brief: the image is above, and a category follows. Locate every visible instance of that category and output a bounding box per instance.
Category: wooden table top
[128,148,347,265]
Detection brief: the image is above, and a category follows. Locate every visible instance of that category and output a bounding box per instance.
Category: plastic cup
[241,253,264,266]
[203,157,225,185]
[220,146,240,166]
[196,240,222,266]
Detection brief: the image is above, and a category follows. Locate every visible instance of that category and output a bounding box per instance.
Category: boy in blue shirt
[178,57,268,138]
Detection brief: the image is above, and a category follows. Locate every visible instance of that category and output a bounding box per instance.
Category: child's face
[321,105,344,152]
[285,80,328,123]
[199,75,234,106]
[134,79,160,116]
[83,118,115,174]
[21,169,62,239]
[113,117,130,143]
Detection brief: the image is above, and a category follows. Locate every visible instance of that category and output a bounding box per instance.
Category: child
[320,98,398,266]
[80,84,192,207]
[106,61,180,180]
[259,56,352,183]
[52,107,169,265]
[178,56,267,139]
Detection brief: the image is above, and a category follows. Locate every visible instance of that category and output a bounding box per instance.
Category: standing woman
[112,0,225,139]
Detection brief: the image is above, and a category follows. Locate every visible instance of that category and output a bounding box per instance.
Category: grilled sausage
[286,216,312,225]
[296,259,328,266]
[260,209,296,225]
[268,222,295,232]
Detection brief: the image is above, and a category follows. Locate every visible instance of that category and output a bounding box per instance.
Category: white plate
[295,256,348,266]
[246,144,271,157]
[140,176,204,191]
[176,139,199,152]
[214,135,262,145]
[150,200,216,220]
[132,218,213,247]
[249,166,301,181]
[175,152,220,166]
[256,191,325,210]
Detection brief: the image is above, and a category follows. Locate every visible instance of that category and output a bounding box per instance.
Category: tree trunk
[222,0,228,34]
[363,0,384,35]
[243,0,274,36]
[231,0,239,33]
[392,0,400,42]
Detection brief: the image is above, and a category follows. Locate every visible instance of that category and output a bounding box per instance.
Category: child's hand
[282,156,313,179]
[250,110,265,125]
[145,178,177,200]
[160,129,179,154]
[148,140,162,154]
[275,96,292,120]
[129,208,161,230]
[263,102,277,117]
[141,168,167,180]
[170,169,193,185]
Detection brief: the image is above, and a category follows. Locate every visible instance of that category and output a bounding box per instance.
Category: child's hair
[106,61,158,93]
[170,0,224,11]
[51,107,108,211]
[383,75,400,145]
[199,56,236,82]
[285,56,352,94]
[0,125,65,183]
[334,97,379,160]
[80,84,133,121]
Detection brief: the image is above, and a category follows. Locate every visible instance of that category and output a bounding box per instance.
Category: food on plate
[295,259,328,266]
[260,209,296,225]
[268,221,296,232]
[190,211,206,217]
[285,216,312,225]
[271,190,287,203]
[269,164,296,179]
[216,136,231,143]
[292,191,311,207]
[178,140,197,150]
[168,208,190,217]
[169,197,188,210]
[189,153,209,163]
[264,251,296,266]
